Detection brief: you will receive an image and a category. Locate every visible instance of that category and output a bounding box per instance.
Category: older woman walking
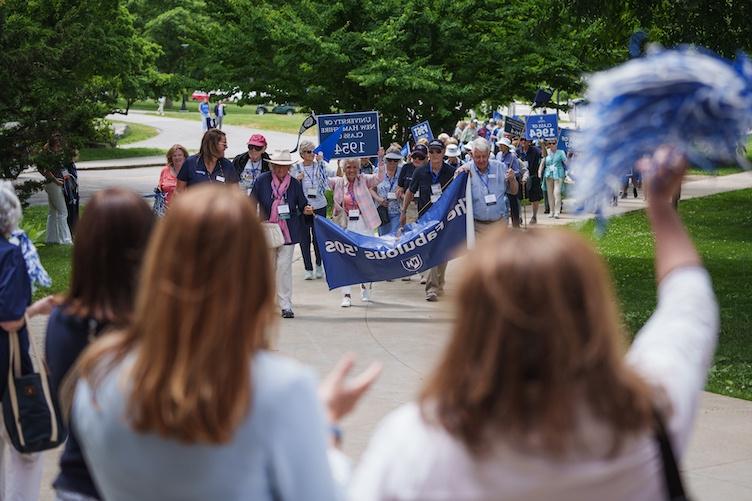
[328,152,384,307]
[252,150,313,319]
[291,140,331,280]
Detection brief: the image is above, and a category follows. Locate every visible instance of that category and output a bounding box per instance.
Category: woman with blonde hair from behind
[350,147,718,500]
[71,184,379,501]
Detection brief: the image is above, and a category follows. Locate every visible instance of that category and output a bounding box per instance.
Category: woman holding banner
[328,152,385,307]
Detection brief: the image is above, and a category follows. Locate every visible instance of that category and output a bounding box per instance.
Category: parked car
[191,91,209,101]
[255,103,297,115]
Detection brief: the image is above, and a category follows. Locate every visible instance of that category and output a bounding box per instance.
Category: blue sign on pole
[314,173,469,289]
[317,111,381,159]
[524,114,559,140]
[410,121,434,143]
[558,128,574,153]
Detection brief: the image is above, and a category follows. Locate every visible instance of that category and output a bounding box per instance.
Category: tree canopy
[3,0,751,194]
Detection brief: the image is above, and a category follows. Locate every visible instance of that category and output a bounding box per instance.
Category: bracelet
[330,423,343,444]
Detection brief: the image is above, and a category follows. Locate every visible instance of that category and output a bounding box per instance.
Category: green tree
[0,0,157,201]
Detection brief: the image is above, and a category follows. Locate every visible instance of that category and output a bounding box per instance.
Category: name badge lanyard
[346,181,359,211]
[304,164,319,194]
[206,160,225,183]
[385,173,397,195]
[430,168,441,186]
[250,160,262,183]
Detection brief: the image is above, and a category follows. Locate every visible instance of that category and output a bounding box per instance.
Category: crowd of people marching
[0,118,718,500]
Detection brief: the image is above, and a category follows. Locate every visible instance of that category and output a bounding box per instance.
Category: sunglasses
[248,145,264,151]
[386,158,399,163]
[412,154,426,160]
[428,148,444,154]
[302,150,313,154]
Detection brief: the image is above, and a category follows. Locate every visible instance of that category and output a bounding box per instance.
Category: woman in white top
[350,146,719,501]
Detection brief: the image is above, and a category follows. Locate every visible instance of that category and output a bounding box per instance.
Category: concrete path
[28,245,752,500]
[104,110,302,159]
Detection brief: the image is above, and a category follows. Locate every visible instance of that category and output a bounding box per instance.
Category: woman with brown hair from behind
[350,147,718,500]
[46,188,155,500]
[70,184,380,501]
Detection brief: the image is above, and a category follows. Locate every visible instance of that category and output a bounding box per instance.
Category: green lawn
[111,121,159,145]
[19,205,73,300]
[689,166,744,176]
[580,189,752,400]
[78,147,166,162]
[118,99,316,135]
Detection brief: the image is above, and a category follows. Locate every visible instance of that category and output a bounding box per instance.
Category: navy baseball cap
[428,139,445,150]
[412,144,428,156]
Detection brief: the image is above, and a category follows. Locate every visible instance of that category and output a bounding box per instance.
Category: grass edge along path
[579,188,752,400]
[20,189,752,400]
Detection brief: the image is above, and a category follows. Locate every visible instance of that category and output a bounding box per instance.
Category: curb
[76,162,164,171]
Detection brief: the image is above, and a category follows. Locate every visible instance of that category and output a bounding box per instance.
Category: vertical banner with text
[317,111,381,159]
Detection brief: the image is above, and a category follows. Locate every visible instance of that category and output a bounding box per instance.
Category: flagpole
[465,173,475,250]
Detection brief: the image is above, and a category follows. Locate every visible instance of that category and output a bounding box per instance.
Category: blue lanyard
[303,163,318,185]
[475,164,492,193]
[430,167,441,185]
[386,173,397,191]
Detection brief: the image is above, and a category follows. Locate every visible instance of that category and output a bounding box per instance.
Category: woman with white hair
[328,153,384,307]
[0,181,55,500]
[292,140,331,280]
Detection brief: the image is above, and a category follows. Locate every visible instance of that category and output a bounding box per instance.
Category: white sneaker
[314,265,324,279]
[360,285,371,302]
[304,270,314,280]
[341,295,352,307]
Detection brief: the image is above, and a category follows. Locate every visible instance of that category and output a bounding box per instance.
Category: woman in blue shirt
[373,146,403,235]
[46,188,154,501]
[71,185,380,501]
[0,181,56,500]
[176,129,239,190]
[541,139,567,219]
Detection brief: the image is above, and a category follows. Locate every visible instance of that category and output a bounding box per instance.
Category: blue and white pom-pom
[571,45,752,215]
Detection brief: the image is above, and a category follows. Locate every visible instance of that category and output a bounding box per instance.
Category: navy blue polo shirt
[397,162,418,190]
[408,162,455,212]
[177,154,239,187]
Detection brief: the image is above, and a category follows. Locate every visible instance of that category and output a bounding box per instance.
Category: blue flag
[492,111,503,121]
[400,142,410,158]
[313,125,345,162]
[314,173,469,289]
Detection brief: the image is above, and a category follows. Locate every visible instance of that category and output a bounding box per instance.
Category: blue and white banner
[314,173,470,289]
[524,114,558,140]
[410,121,434,142]
[557,128,575,152]
[317,111,381,159]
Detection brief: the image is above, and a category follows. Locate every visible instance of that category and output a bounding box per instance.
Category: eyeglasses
[249,145,264,151]
[302,150,313,154]
[412,154,426,161]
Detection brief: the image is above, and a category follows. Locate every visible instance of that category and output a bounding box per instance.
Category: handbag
[262,222,285,249]
[654,409,690,501]
[377,205,391,226]
[153,188,167,217]
[2,319,67,453]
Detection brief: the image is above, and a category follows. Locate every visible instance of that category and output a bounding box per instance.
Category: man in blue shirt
[457,138,518,233]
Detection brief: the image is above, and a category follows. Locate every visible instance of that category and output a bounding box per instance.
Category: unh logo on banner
[401,255,423,272]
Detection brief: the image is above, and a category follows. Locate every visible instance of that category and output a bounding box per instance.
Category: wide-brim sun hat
[496,137,514,149]
[268,149,297,165]
[445,144,460,157]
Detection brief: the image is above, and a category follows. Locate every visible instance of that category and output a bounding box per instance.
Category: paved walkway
[22,113,752,499]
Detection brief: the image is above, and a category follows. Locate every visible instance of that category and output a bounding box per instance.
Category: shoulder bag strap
[653,408,689,500]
